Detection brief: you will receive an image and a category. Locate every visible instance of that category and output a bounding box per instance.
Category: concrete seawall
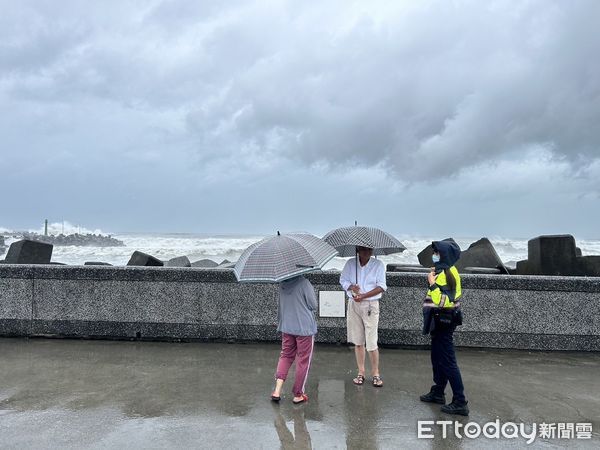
[1,265,598,351]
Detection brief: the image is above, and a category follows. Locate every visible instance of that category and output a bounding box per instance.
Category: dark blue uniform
[431,325,465,403]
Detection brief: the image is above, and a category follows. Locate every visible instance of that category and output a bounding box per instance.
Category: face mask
[432,254,440,263]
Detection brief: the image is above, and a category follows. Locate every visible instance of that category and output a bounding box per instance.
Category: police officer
[420,239,469,416]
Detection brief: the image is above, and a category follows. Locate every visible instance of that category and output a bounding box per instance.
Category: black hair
[444,268,456,293]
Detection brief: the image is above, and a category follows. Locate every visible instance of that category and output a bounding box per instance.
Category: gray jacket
[278,276,317,336]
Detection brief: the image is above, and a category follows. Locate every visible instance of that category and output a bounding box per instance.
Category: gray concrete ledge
[3,320,598,352]
[2,264,600,291]
[1,265,599,351]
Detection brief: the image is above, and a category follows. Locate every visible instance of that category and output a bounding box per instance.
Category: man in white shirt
[339,246,387,387]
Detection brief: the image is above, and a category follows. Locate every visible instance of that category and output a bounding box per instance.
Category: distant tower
[44,219,48,236]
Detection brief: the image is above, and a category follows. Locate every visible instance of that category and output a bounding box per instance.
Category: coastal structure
[22,232,125,247]
[388,235,600,277]
[0,264,597,352]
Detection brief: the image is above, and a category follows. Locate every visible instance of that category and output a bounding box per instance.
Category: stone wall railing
[1,265,598,351]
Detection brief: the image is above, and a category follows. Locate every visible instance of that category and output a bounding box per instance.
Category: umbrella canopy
[233,232,338,283]
[322,226,406,257]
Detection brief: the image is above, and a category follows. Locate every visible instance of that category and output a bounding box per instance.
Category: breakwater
[20,232,125,247]
[0,265,598,351]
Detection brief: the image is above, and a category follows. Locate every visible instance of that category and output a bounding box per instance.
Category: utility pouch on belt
[433,294,463,328]
[433,308,455,326]
[453,308,463,326]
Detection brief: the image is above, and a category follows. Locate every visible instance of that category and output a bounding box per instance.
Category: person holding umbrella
[340,245,387,387]
[324,225,404,387]
[271,274,317,404]
[233,232,338,404]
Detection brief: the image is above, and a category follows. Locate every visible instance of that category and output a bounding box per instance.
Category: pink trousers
[275,333,315,396]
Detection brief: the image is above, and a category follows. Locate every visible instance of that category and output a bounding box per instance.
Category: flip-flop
[292,394,308,404]
[353,374,365,385]
[372,375,383,387]
[271,393,281,402]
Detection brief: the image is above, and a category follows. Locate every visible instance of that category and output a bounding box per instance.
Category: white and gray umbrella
[233,232,338,283]
[323,225,406,283]
[323,225,406,257]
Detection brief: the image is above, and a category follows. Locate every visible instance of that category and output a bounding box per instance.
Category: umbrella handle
[354,221,358,284]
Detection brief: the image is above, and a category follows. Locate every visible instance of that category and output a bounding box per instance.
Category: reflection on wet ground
[0,338,598,449]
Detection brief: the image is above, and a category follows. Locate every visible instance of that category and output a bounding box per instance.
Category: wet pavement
[0,338,598,449]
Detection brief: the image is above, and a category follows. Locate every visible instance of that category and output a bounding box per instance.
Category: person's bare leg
[354,345,366,383]
[369,349,383,386]
[369,349,379,376]
[273,378,284,397]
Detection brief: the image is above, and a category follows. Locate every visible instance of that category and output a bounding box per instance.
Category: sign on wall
[319,291,346,317]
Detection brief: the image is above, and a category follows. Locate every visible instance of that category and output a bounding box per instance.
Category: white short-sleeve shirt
[340,257,387,300]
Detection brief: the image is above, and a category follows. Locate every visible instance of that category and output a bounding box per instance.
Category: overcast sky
[1,0,599,238]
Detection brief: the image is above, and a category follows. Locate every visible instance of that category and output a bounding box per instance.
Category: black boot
[441,400,469,416]
[420,389,446,405]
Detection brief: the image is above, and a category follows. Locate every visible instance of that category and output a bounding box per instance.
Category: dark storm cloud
[180,0,600,179]
[1,0,599,235]
[3,0,599,180]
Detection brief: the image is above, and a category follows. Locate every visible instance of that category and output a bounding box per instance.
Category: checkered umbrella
[322,226,406,257]
[233,232,338,283]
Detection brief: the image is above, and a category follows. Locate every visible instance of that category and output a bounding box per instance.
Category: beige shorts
[347,300,380,351]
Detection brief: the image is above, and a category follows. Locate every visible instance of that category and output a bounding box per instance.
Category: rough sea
[2,223,600,270]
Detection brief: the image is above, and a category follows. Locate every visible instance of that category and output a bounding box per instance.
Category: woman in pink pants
[271,275,317,404]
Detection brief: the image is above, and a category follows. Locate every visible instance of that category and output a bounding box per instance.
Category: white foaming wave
[483,237,528,265]
[117,235,262,253]
[30,221,106,236]
[47,246,133,266]
[69,234,268,266]
[117,234,263,259]
[0,235,18,260]
[4,231,600,267]
[0,232,266,265]
[575,238,600,256]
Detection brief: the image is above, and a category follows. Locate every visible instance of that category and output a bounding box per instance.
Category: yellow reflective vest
[426,266,462,307]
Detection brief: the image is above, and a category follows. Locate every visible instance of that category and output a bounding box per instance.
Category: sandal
[292,394,308,404]
[372,375,383,387]
[353,374,365,385]
[271,392,281,402]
